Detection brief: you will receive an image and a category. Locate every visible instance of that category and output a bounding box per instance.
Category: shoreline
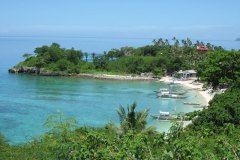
[8,67,157,81]
[160,76,214,106]
[75,73,156,81]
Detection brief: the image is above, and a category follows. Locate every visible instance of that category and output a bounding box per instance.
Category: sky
[0,0,240,40]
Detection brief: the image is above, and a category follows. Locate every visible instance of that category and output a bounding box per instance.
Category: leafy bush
[197,51,240,88]
[190,87,240,131]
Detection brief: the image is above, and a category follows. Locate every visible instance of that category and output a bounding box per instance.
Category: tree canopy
[197,50,240,89]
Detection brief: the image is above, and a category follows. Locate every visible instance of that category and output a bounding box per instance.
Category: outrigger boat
[171,90,187,95]
[183,102,201,105]
[158,93,186,99]
[154,89,187,95]
[155,87,187,99]
[151,111,176,120]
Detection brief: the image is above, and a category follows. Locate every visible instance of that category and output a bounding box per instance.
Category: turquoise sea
[0,37,239,144]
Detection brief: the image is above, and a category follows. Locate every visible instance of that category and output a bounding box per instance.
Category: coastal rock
[8,66,42,74]
[140,72,153,77]
[8,67,19,73]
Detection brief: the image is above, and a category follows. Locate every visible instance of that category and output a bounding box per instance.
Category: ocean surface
[0,37,239,144]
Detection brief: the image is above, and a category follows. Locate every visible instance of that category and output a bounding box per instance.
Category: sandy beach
[160,76,214,106]
[76,73,156,80]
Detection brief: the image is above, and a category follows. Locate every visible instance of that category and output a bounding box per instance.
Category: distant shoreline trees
[13,37,237,82]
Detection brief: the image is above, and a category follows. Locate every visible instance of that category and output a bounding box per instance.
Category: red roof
[196,46,208,51]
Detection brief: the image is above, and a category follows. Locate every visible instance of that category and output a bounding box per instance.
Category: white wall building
[177,70,197,79]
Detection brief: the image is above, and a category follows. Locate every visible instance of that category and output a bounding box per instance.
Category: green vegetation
[197,50,240,89]
[15,38,225,76]
[117,102,149,133]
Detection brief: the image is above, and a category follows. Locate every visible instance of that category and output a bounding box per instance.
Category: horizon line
[0,35,236,42]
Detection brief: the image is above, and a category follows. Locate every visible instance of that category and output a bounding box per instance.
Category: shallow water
[0,66,204,144]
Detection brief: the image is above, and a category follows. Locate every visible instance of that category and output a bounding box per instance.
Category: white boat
[159,88,169,94]
[171,90,187,95]
[151,111,176,120]
[183,102,201,105]
[158,92,186,99]
[155,87,187,99]
[155,88,187,95]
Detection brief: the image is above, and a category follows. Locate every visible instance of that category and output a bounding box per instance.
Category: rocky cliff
[9,67,39,74]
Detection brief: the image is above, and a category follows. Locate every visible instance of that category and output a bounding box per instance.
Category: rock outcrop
[9,67,38,74]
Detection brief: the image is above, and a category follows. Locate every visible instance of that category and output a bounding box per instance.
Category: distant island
[236,38,240,41]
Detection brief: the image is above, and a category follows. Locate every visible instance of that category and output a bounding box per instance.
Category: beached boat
[154,88,169,94]
[154,89,187,95]
[155,87,187,99]
[159,88,169,93]
[158,92,186,99]
[183,102,201,105]
[151,111,175,120]
[171,90,187,95]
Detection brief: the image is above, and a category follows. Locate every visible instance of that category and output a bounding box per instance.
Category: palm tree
[152,39,158,46]
[186,38,193,47]
[152,39,160,46]
[152,38,165,47]
[91,52,96,60]
[195,40,200,47]
[175,39,180,48]
[117,102,149,133]
[172,36,176,42]
[84,52,88,62]
[165,39,169,46]
[206,43,212,50]
[158,38,164,47]
[181,39,187,47]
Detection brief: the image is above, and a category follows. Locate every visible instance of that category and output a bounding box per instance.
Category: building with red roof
[196,46,208,51]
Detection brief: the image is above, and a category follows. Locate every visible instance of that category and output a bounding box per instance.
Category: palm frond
[117,105,126,124]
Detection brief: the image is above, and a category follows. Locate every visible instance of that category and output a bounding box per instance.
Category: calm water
[0,37,238,144]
